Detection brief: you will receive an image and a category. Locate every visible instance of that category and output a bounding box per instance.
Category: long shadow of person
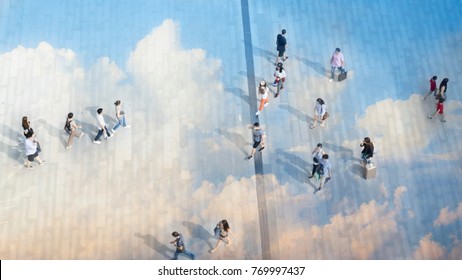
[215,128,252,156]
[253,45,275,64]
[224,87,249,106]
[279,104,312,123]
[293,55,326,76]
[134,232,175,260]
[182,221,215,250]
[0,124,27,164]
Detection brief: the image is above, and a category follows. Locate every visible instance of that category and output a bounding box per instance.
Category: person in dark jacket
[360,137,374,164]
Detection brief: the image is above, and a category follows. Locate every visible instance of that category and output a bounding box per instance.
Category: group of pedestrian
[22,100,130,168]
[423,76,449,122]
[170,219,234,260]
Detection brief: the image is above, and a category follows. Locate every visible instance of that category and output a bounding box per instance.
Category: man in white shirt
[93,108,112,144]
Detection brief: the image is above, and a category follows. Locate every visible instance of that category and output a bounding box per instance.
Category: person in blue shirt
[315,154,332,193]
[170,231,196,260]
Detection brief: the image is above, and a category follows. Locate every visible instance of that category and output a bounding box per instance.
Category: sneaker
[329,79,333,82]
[264,102,269,107]
[308,175,314,179]
[79,132,85,138]
[93,140,102,144]
[274,93,279,98]
[258,146,265,152]
[209,248,216,253]
[255,111,260,116]
[271,83,277,87]
[310,124,316,129]
[107,134,113,139]
[427,116,432,119]
[317,187,321,191]
[39,161,46,165]
[247,155,253,160]
[320,122,325,127]
[124,125,131,128]
[111,129,116,134]
[66,145,72,150]
[283,56,288,61]
[25,165,34,170]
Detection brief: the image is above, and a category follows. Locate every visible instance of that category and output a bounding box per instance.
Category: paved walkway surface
[0,0,461,259]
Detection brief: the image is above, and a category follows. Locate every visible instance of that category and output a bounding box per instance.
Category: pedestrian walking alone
[24,131,45,169]
[360,137,374,164]
[309,143,325,179]
[247,122,266,160]
[170,231,196,260]
[111,100,130,133]
[310,98,328,129]
[272,62,287,98]
[314,154,332,193]
[427,98,446,122]
[64,112,85,149]
[275,29,288,65]
[422,76,438,100]
[210,219,235,253]
[93,108,112,144]
[329,47,346,82]
[255,81,269,116]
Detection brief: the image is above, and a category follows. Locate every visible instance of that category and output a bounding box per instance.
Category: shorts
[253,141,261,149]
[27,151,39,161]
[277,46,285,57]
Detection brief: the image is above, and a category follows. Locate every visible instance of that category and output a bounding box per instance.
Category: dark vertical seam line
[240,0,271,260]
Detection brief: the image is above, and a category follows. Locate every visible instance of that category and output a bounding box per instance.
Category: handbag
[176,245,185,252]
[213,226,220,238]
[322,112,329,120]
[36,142,42,153]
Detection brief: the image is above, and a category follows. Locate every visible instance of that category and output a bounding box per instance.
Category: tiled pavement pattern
[0,0,461,259]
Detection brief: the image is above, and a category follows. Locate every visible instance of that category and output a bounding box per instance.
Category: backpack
[316,164,324,175]
[64,120,72,134]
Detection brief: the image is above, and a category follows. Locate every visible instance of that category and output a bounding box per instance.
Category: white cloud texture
[413,233,446,260]
[434,202,462,227]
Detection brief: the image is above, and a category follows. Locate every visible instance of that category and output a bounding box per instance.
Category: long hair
[439,78,449,92]
[22,116,29,130]
[221,220,230,231]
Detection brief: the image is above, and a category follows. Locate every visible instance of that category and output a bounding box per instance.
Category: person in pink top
[423,76,438,100]
[329,47,346,82]
[256,81,269,116]
[427,98,446,122]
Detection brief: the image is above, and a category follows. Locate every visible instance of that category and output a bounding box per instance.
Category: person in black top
[275,29,288,65]
[360,137,374,164]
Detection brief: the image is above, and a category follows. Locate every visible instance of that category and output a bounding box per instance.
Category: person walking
[422,76,438,100]
[272,62,287,98]
[310,98,328,128]
[329,47,346,82]
[427,98,446,122]
[314,154,332,193]
[309,143,325,179]
[93,107,112,144]
[275,29,288,65]
[360,137,374,164]
[22,116,34,137]
[111,100,130,133]
[210,219,235,253]
[170,231,196,260]
[436,78,449,101]
[64,112,85,149]
[247,122,266,160]
[24,131,45,169]
[255,81,269,116]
